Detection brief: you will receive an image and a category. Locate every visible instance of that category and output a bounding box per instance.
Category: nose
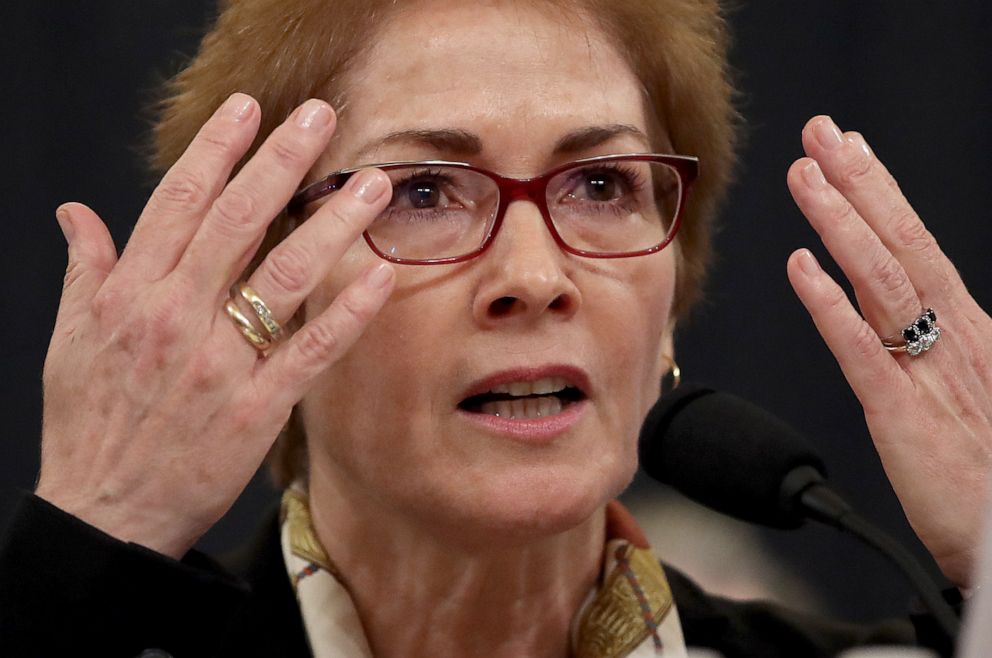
[471,200,581,327]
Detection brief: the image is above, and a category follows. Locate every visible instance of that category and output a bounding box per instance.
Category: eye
[407,179,442,208]
[564,167,637,203]
[579,171,621,202]
[558,165,643,206]
[390,170,459,211]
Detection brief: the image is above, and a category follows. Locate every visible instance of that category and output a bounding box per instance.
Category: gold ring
[239,282,284,341]
[225,299,271,352]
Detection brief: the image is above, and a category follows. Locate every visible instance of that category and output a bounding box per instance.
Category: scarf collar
[280,486,686,657]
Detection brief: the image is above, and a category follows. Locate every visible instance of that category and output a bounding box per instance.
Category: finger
[800,115,966,304]
[258,261,395,406]
[787,157,922,338]
[243,168,391,324]
[52,203,118,329]
[176,98,337,293]
[114,93,260,284]
[786,248,910,415]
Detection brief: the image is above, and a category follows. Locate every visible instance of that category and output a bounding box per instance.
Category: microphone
[637,384,831,529]
[638,384,959,642]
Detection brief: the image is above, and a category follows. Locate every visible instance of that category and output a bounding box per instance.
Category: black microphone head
[638,384,827,529]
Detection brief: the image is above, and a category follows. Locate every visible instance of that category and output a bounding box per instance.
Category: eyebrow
[551,124,651,154]
[357,128,483,160]
[353,124,651,161]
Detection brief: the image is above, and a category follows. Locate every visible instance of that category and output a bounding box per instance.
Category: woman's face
[301,0,677,545]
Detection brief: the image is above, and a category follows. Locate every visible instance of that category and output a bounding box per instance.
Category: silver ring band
[882,308,940,357]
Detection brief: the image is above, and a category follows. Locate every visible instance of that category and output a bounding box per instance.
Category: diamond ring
[882,308,941,357]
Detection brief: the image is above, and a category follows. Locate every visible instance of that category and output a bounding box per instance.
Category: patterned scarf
[280,486,687,657]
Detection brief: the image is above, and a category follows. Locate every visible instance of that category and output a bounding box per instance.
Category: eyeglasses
[288,153,699,265]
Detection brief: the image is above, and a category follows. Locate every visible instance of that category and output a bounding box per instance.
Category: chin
[430,453,639,548]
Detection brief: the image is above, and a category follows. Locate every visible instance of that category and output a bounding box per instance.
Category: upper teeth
[488,377,570,397]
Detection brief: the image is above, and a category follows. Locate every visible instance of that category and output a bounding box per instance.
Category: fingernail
[814,116,844,150]
[797,249,821,277]
[802,160,828,189]
[297,99,333,130]
[348,169,389,204]
[365,262,394,289]
[221,93,255,122]
[55,207,74,243]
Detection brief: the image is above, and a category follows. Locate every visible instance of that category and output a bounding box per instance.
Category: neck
[307,472,606,658]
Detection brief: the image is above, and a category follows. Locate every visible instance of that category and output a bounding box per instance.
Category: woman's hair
[151,0,739,488]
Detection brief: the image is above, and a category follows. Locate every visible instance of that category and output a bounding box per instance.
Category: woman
[2,0,990,656]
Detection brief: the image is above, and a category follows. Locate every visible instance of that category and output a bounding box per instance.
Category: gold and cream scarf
[280,486,687,658]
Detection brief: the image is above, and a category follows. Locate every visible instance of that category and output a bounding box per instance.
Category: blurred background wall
[2,1,990,623]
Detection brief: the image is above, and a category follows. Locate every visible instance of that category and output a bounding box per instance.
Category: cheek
[300,259,457,442]
[298,297,430,500]
[616,279,674,448]
[604,254,676,398]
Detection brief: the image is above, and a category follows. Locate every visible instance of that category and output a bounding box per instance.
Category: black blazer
[0,492,949,658]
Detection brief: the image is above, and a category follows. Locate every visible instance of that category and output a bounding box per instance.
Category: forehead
[328,0,650,170]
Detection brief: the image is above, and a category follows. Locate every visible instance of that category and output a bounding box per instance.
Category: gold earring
[660,354,681,394]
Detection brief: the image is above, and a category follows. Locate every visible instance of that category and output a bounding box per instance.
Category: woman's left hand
[785,115,992,588]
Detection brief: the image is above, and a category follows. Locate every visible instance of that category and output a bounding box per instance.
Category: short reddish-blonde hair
[152,0,739,487]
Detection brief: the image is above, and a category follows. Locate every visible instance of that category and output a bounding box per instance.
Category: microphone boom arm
[784,465,960,641]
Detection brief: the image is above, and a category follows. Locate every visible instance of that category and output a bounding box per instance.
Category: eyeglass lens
[353,160,683,261]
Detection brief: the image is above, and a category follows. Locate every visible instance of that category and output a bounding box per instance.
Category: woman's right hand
[34,93,395,559]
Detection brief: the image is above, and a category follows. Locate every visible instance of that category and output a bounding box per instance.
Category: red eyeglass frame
[287,153,699,265]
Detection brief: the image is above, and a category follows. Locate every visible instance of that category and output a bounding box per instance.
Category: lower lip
[455,399,589,443]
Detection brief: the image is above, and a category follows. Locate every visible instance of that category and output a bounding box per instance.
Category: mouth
[457,371,589,420]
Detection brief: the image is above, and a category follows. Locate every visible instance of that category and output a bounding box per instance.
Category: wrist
[33,484,198,559]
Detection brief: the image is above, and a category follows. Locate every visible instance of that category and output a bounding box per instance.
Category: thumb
[54,202,118,327]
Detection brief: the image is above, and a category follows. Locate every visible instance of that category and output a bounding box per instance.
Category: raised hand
[35,94,395,559]
[786,115,992,587]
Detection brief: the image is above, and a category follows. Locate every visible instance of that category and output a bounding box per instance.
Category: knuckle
[892,211,934,253]
[100,283,191,359]
[112,302,185,372]
[338,292,375,326]
[325,197,368,234]
[267,135,310,170]
[835,148,874,187]
[850,319,883,360]
[820,282,850,315]
[62,259,85,290]
[155,171,210,211]
[824,199,858,227]
[142,314,182,353]
[91,286,124,323]
[210,186,258,235]
[265,244,312,294]
[143,298,186,349]
[867,253,911,298]
[186,346,226,392]
[198,125,241,158]
[293,321,341,364]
